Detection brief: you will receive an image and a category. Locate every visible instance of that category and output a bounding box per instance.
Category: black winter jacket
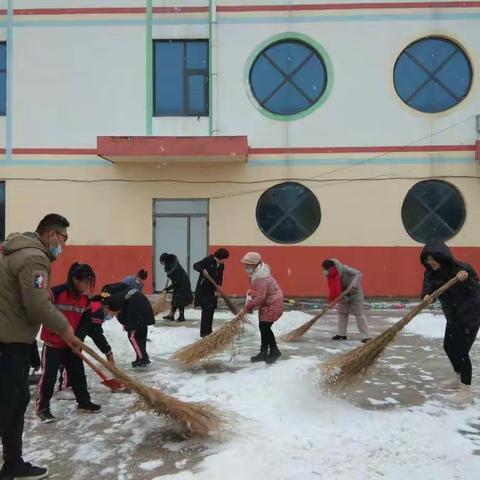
[163,254,193,308]
[76,304,112,356]
[120,290,155,331]
[421,240,480,329]
[193,255,224,308]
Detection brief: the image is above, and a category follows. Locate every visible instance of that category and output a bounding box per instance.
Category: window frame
[244,32,333,122]
[393,36,473,114]
[153,39,209,117]
[249,39,327,116]
[255,181,321,245]
[401,179,466,243]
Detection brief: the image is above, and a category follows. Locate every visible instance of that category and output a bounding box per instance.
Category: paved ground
[22,311,480,479]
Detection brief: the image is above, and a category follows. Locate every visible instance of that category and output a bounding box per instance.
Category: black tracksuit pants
[0,342,31,465]
[443,324,480,385]
[36,345,90,411]
[200,304,216,338]
[128,325,148,362]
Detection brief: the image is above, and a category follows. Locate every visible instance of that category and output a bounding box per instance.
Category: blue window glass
[401,180,465,243]
[256,182,321,244]
[0,43,6,117]
[249,40,327,116]
[0,182,5,242]
[394,37,472,113]
[154,40,208,116]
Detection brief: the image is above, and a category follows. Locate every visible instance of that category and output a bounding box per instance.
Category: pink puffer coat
[245,264,284,323]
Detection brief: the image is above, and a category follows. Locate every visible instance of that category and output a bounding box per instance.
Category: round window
[249,40,328,116]
[394,36,472,113]
[401,180,465,243]
[256,182,321,244]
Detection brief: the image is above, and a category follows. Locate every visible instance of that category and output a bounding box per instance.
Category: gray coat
[331,259,365,315]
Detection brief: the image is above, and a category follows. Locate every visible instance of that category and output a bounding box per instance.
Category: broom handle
[70,339,132,385]
[310,291,347,323]
[74,348,110,382]
[203,271,239,315]
[395,276,459,332]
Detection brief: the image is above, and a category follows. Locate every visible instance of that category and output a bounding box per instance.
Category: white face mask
[322,269,329,278]
[245,266,255,274]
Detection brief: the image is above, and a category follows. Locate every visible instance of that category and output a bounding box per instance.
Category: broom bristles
[153,292,169,316]
[282,293,343,342]
[77,340,225,436]
[321,276,458,392]
[173,311,246,364]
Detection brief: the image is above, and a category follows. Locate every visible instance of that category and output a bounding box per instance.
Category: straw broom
[73,339,226,436]
[321,276,458,392]
[173,310,247,365]
[153,280,170,316]
[202,271,239,315]
[282,292,345,342]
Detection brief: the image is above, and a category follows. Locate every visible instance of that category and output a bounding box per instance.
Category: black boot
[176,313,186,323]
[163,313,175,321]
[250,348,268,363]
[266,345,282,364]
[0,460,48,479]
[332,335,347,340]
[77,400,101,413]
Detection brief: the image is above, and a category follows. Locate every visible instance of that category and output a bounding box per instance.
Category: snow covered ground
[23,310,480,479]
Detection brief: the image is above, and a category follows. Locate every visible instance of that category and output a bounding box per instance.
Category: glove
[106,352,115,365]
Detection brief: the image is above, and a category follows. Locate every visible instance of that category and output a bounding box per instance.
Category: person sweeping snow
[101,283,155,367]
[421,240,480,405]
[321,259,371,343]
[193,248,230,338]
[160,253,193,323]
[240,252,283,364]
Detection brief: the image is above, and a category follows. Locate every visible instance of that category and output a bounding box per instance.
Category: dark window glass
[0,43,6,116]
[401,180,465,243]
[0,182,5,242]
[394,37,472,113]
[249,40,327,116]
[256,182,321,244]
[154,40,208,116]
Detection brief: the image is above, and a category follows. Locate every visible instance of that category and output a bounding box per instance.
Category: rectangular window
[0,182,5,242]
[0,43,6,116]
[154,40,209,117]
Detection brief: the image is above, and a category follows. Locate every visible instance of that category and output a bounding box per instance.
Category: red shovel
[77,350,128,393]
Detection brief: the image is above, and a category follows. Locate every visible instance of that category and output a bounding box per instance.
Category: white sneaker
[446,384,473,405]
[441,373,461,389]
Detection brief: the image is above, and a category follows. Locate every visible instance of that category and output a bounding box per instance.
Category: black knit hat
[102,294,124,312]
[214,248,230,260]
[137,269,148,280]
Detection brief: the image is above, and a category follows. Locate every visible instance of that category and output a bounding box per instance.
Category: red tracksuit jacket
[40,284,89,349]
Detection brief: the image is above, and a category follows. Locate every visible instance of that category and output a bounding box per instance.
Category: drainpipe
[146,0,153,136]
[208,0,217,136]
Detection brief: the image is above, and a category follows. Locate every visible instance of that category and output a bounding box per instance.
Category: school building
[1,0,480,298]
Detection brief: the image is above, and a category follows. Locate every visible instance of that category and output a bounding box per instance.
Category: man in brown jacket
[0,214,77,480]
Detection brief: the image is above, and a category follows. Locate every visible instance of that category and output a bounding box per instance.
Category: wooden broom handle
[70,339,130,384]
[396,276,459,330]
[203,271,239,315]
[74,348,110,382]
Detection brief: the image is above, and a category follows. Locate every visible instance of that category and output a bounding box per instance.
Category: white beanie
[241,251,262,265]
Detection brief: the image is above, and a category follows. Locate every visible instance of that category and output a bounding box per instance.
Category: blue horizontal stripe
[9,18,208,29]
[0,12,476,29]
[3,158,110,166]
[219,12,480,25]
[249,156,475,167]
